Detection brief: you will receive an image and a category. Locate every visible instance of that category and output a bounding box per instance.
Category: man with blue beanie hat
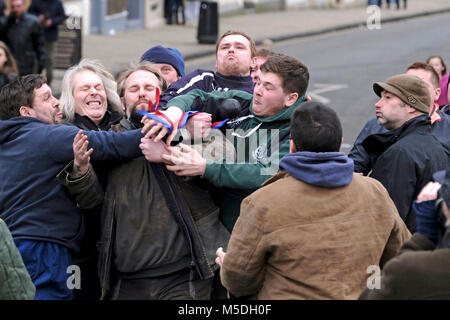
[140,45,185,86]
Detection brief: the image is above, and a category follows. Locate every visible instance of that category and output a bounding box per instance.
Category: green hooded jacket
[167,89,306,230]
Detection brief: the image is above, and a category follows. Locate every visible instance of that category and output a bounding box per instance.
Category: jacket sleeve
[50,2,67,27]
[32,19,46,73]
[203,139,289,191]
[165,88,252,120]
[159,69,214,107]
[348,118,387,175]
[0,219,35,300]
[46,125,143,164]
[56,161,105,210]
[369,148,418,224]
[379,194,412,267]
[220,197,266,297]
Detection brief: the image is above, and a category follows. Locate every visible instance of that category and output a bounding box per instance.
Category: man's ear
[434,87,441,102]
[19,106,34,117]
[285,92,299,107]
[289,139,297,153]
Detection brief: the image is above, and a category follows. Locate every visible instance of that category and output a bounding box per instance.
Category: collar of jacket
[248,95,306,123]
[440,104,450,115]
[214,71,253,81]
[73,110,123,131]
[362,114,431,157]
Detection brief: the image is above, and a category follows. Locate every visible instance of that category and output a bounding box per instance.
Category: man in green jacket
[140,54,309,232]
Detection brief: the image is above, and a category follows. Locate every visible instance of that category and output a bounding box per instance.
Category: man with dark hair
[350,62,450,175]
[0,74,146,299]
[214,101,410,299]
[360,166,450,299]
[141,54,309,232]
[0,0,46,76]
[158,30,256,109]
[358,74,449,232]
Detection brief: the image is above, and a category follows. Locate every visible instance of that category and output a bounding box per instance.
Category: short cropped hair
[255,48,276,59]
[0,74,46,120]
[260,54,309,97]
[215,30,257,58]
[116,61,168,98]
[59,59,122,122]
[290,101,342,152]
[406,62,440,89]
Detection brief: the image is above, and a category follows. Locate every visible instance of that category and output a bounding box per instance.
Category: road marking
[307,83,348,104]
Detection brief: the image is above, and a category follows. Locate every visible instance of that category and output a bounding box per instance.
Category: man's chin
[129,111,144,128]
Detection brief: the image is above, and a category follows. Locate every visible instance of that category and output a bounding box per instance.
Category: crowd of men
[0,24,449,300]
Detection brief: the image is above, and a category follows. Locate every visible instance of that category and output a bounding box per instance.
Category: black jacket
[350,108,450,175]
[362,115,450,232]
[359,230,450,300]
[28,0,67,42]
[0,13,46,75]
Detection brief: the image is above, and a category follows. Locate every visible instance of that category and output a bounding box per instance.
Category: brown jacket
[220,171,411,300]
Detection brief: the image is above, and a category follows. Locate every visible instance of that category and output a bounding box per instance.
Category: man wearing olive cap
[361,74,449,232]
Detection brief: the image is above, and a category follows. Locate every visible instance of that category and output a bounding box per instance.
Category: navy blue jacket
[362,115,449,232]
[0,117,143,252]
[349,108,450,175]
[28,0,67,42]
[160,69,254,109]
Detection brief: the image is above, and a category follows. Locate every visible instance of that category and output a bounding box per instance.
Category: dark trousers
[112,267,213,300]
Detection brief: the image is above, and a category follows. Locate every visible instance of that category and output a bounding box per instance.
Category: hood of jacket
[280,151,354,187]
[0,116,39,144]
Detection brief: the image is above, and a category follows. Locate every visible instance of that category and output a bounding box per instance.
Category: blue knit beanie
[140,45,185,77]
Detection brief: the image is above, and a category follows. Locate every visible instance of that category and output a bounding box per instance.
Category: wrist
[73,161,89,178]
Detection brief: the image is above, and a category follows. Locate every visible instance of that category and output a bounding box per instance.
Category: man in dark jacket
[361,74,449,232]
[349,62,450,174]
[1,0,45,76]
[28,0,66,86]
[58,63,230,300]
[158,30,255,110]
[0,74,146,299]
[359,166,450,299]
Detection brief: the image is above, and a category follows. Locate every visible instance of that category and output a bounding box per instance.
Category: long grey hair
[59,59,123,121]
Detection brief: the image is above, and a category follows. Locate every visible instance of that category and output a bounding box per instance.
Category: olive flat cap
[373,74,430,114]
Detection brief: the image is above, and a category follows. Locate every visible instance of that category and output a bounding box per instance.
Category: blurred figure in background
[28,0,67,87]
[427,55,449,106]
[0,41,18,88]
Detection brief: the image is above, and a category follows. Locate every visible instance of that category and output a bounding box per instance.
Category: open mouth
[86,100,103,107]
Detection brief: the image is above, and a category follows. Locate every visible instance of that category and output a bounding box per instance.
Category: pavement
[52,0,450,94]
